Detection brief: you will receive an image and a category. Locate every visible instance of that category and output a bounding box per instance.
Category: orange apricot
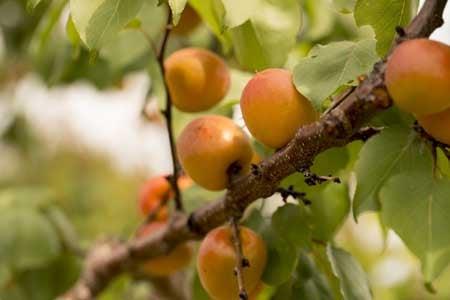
[177,115,253,190]
[240,68,317,149]
[164,48,230,112]
[197,225,267,300]
[385,39,450,116]
[418,107,450,145]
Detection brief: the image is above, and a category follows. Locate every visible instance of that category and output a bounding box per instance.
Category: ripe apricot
[385,39,450,116]
[139,175,192,220]
[138,221,193,277]
[197,226,267,300]
[177,115,253,190]
[164,48,230,112]
[418,107,450,145]
[172,5,201,35]
[240,68,317,149]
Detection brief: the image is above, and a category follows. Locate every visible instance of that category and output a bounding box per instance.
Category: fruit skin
[177,115,253,190]
[197,226,267,300]
[240,68,317,149]
[139,175,192,220]
[172,5,201,35]
[138,221,193,277]
[418,107,450,145]
[164,48,230,112]
[385,39,450,116]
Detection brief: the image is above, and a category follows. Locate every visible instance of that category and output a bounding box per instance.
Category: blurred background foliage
[0,0,450,299]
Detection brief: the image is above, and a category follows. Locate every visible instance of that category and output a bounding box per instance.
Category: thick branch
[61,1,447,299]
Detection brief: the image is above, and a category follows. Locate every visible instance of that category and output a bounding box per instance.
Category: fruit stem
[230,217,249,300]
[159,8,184,212]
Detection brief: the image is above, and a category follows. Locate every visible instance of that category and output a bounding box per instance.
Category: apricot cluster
[386,38,450,145]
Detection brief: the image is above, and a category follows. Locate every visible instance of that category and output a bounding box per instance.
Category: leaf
[169,0,188,25]
[333,0,356,13]
[272,203,311,248]
[327,245,372,300]
[292,252,334,300]
[189,0,232,51]
[230,0,301,70]
[70,0,145,50]
[380,172,450,282]
[191,271,210,300]
[353,126,433,217]
[244,210,298,285]
[0,187,54,211]
[66,15,82,47]
[220,0,259,28]
[294,39,378,110]
[27,0,43,11]
[0,209,61,270]
[354,0,418,56]
[303,0,336,40]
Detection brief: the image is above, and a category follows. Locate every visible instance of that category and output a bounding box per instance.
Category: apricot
[164,48,230,112]
[138,221,193,277]
[385,39,450,116]
[240,68,317,149]
[138,175,192,220]
[197,226,267,300]
[172,5,201,35]
[177,115,253,190]
[418,107,450,145]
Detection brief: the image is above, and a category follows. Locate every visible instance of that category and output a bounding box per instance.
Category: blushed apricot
[197,226,267,300]
[172,5,201,35]
[418,107,450,145]
[240,68,317,149]
[386,39,450,116]
[138,221,193,277]
[164,48,230,112]
[139,175,192,220]
[177,115,253,190]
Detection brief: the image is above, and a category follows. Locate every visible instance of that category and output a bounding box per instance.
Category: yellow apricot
[177,115,253,190]
[418,107,450,145]
[240,68,317,149]
[197,226,267,300]
[164,48,230,112]
[385,39,450,116]
[138,221,193,277]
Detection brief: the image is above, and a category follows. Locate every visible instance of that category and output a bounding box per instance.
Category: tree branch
[60,1,448,298]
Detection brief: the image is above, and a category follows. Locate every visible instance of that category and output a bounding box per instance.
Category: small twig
[299,168,341,186]
[413,121,450,160]
[230,217,249,300]
[157,10,184,212]
[276,186,311,205]
[349,126,383,142]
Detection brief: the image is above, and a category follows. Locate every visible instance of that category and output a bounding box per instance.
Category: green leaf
[70,0,145,50]
[294,39,378,110]
[333,0,356,13]
[244,210,298,285]
[311,183,350,242]
[312,146,350,176]
[189,0,232,51]
[380,172,450,282]
[0,187,54,211]
[0,209,61,270]
[291,252,334,300]
[272,203,311,248]
[66,15,82,47]
[303,0,336,40]
[220,0,259,28]
[354,0,418,56]
[27,0,43,12]
[169,0,188,25]
[353,126,433,216]
[230,0,301,70]
[327,245,372,300]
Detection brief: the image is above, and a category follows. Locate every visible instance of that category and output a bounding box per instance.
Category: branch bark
[61,1,448,298]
